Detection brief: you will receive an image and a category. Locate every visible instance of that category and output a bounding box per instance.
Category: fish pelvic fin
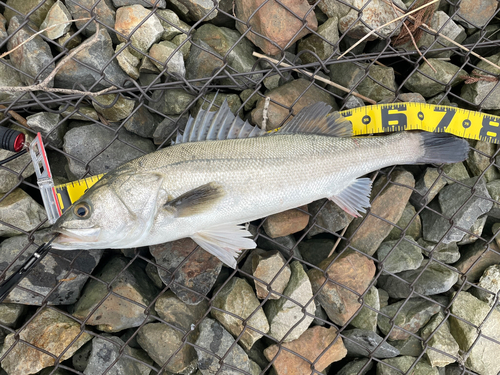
[330,177,372,217]
[415,132,469,164]
[165,182,225,217]
[277,102,353,137]
[191,223,256,268]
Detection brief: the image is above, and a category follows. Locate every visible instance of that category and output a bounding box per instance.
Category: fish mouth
[51,227,102,247]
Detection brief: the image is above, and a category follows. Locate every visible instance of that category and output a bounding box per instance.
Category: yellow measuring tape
[54,103,500,214]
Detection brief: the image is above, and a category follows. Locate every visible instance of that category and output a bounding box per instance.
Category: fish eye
[74,202,91,219]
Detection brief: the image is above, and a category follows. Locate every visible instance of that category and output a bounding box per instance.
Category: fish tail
[415,132,469,164]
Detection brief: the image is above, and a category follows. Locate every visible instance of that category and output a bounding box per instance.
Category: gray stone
[137,323,197,374]
[297,17,339,64]
[4,0,55,27]
[450,291,500,375]
[56,29,82,51]
[397,93,426,102]
[155,290,208,331]
[350,286,380,332]
[378,298,441,341]
[257,233,301,261]
[386,203,421,241]
[149,40,186,77]
[72,340,92,372]
[59,105,99,121]
[171,33,192,59]
[392,335,424,357]
[454,241,500,287]
[377,356,439,375]
[0,303,26,328]
[40,0,72,40]
[251,250,290,300]
[192,93,242,118]
[149,88,195,115]
[417,238,460,263]
[185,40,223,87]
[66,0,117,42]
[115,43,140,80]
[54,28,129,90]
[195,318,251,375]
[212,278,269,350]
[298,238,335,267]
[0,133,35,194]
[487,179,500,219]
[306,198,353,238]
[0,14,7,45]
[84,336,152,375]
[404,59,467,98]
[337,358,373,375]
[421,311,460,367]
[411,168,448,209]
[493,223,500,249]
[442,162,470,183]
[72,257,159,332]
[0,59,28,102]
[172,0,217,21]
[156,9,190,40]
[0,308,91,375]
[377,236,424,274]
[343,329,400,358]
[265,261,315,342]
[153,114,188,145]
[7,16,55,86]
[122,105,158,138]
[450,0,498,28]
[378,260,459,299]
[26,112,66,148]
[113,0,166,7]
[468,140,500,182]
[92,94,136,122]
[0,189,48,237]
[422,177,493,243]
[473,264,500,305]
[0,231,102,305]
[63,124,154,177]
[458,215,486,245]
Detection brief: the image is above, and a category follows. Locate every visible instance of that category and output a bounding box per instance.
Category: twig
[337,0,439,60]
[0,105,28,127]
[261,96,270,131]
[328,226,348,258]
[253,52,377,104]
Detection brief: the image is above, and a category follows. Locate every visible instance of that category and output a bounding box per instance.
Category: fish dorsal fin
[191,223,256,268]
[165,182,225,217]
[278,102,353,137]
[329,177,372,217]
[173,99,265,145]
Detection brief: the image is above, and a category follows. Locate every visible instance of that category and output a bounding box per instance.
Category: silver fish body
[51,102,469,267]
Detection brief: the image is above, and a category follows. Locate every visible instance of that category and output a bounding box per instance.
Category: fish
[51,100,469,268]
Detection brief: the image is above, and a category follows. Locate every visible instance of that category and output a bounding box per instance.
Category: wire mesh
[0,0,499,374]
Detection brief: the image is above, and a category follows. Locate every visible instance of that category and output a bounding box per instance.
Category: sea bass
[51,101,469,267]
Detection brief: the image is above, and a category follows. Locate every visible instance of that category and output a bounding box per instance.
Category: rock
[392,335,424,357]
[72,257,159,332]
[378,298,441,341]
[155,290,208,331]
[410,168,448,208]
[60,105,99,121]
[345,170,415,256]
[4,0,55,27]
[421,311,460,367]
[339,0,405,40]
[378,356,439,375]
[251,250,291,300]
[350,286,379,332]
[458,214,487,246]
[56,29,82,51]
[450,0,498,28]
[0,134,35,194]
[377,236,424,274]
[0,58,28,103]
[148,40,186,77]
[404,59,467,97]
[329,62,396,102]
[257,233,301,260]
[0,303,26,328]
[113,0,166,7]
[212,278,269,350]
[468,141,500,182]
[0,308,91,375]
[84,336,152,375]
[184,40,224,86]
[26,112,66,148]
[137,323,197,374]
[122,104,158,138]
[92,94,135,122]
[342,329,400,358]
[461,52,500,109]
[153,114,188,145]
[115,43,140,80]
[494,223,500,249]
[450,291,500,375]
[40,0,72,40]
[486,179,500,219]
[337,358,373,375]
[0,231,102,305]
[263,206,309,238]
[171,33,192,59]
[150,238,223,305]
[386,203,421,241]
[454,241,500,287]
[191,92,242,117]
[442,162,470,183]
[297,17,340,64]
[66,0,116,42]
[72,340,92,372]
[156,9,189,40]
[7,16,55,86]
[422,177,493,244]
[63,124,154,177]
[251,79,337,130]
[149,88,195,115]
[195,318,251,375]
[308,251,376,326]
[417,238,460,263]
[298,238,335,267]
[264,326,347,374]
[378,259,459,299]
[473,264,500,305]
[265,261,315,342]
[55,28,129,90]
[234,0,317,55]
[306,199,353,238]
[0,189,48,237]
[170,0,218,21]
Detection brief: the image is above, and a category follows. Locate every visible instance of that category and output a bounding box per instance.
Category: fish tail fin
[415,132,469,164]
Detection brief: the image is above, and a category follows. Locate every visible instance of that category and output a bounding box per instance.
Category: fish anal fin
[329,178,372,217]
[191,223,256,268]
[165,182,225,217]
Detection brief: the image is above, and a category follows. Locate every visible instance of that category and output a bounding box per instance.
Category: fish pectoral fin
[191,223,256,268]
[329,177,372,217]
[165,182,225,217]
